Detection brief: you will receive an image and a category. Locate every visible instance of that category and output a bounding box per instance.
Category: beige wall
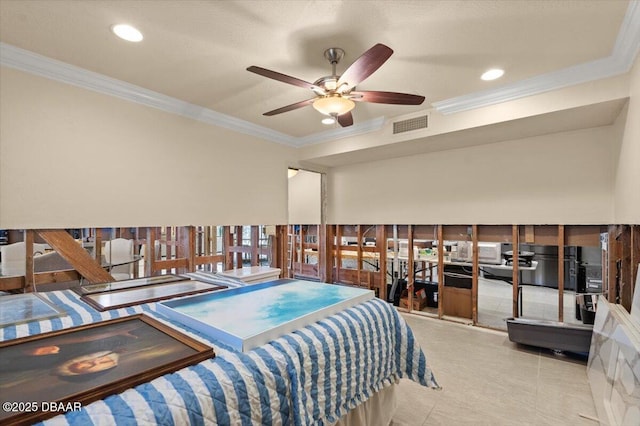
[1,64,634,229]
[614,56,640,224]
[0,67,295,228]
[288,169,321,224]
[326,125,617,225]
[298,74,630,167]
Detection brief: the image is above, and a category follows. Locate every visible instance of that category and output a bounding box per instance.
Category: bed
[0,277,439,425]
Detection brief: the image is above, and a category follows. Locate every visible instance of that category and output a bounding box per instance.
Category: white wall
[288,169,321,224]
[327,125,617,225]
[0,67,296,228]
[614,56,640,224]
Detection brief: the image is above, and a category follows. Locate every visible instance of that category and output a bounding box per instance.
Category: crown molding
[433,0,640,115]
[295,117,386,147]
[0,42,299,147]
[614,0,640,69]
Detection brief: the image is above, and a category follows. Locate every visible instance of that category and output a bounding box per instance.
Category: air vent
[393,115,428,134]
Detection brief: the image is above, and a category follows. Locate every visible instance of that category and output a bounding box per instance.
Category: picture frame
[80,280,227,311]
[157,278,374,352]
[0,293,66,327]
[75,274,187,295]
[0,314,214,425]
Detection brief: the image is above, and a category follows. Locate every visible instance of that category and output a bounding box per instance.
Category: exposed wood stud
[251,226,260,267]
[512,225,519,318]
[558,225,565,322]
[377,225,387,301]
[25,229,35,292]
[437,225,444,319]
[407,225,415,310]
[38,229,115,284]
[472,224,478,324]
[357,225,363,286]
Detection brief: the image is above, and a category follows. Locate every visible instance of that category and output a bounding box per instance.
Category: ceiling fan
[247,43,425,127]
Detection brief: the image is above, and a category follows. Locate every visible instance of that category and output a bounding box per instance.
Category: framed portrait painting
[0,314,213,425]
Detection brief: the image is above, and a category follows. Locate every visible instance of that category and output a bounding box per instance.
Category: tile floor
[392,313,598,425]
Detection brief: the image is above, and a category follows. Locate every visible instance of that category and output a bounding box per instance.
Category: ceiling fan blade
[336,43,393,90]
[349,90,425,105]
[337,112,354,127]
[247,66,320,91]
[263,98,316,116]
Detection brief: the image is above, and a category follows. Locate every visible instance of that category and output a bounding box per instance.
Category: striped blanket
[1,280,439,425]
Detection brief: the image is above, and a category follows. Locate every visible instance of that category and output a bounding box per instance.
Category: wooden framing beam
[37,229,115,284]
[407,225,415,310]
[181,226,196,273]
[335,225,343,284]
[235,226,243,269]
[632,225,639,299]
[357,225,363,286]
[607,225,616,302]
[223,226,233,270]
[271,225,288,278]
[298,225,304,276]
[512,225,519,318]
[472,224,479,324]
[437,225,444,319]
[25,230,35,292]
[327,225,336,283]
[251,226,260,266]
[144,227,158,277]
[558,225,565,322]
[318,225,327,282]
[0,270,83,292]
[376,225,387,301]
[620,225,633,312]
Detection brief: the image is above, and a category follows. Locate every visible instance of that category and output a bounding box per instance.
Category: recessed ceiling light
[111,24,143,42]
[481,68,504,81]
[321,117,336,125]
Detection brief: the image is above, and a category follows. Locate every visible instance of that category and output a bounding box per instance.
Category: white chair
[0,241,48,276]
[103,238,134,281]
[0,241,47,259]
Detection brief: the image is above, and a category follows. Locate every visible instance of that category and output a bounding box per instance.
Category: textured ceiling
[0,0,632,139]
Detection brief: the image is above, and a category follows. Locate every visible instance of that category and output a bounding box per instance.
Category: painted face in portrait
[56,351,119,376]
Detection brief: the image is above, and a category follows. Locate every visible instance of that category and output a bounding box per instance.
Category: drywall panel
[614,56,640,224]
[0,67,295,228]
[288,169,321,224]
[327,126,616,225]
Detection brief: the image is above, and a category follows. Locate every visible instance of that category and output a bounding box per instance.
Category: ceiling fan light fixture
[312,95,355,116]
[321,117,336,125]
